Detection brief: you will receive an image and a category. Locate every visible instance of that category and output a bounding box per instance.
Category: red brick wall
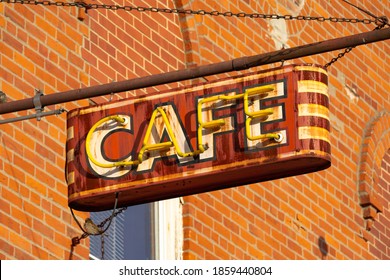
[1,0,389,260]
[179,0,390,259]
[0,0,187,259]
[369,149,390,258]
[0,2,91,259]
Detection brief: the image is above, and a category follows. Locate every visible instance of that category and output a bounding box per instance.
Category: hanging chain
[323,1,389,70]
[97,206,127,229]
[0,0,377,25]
[70,206,126,259]
[323,46,354,69]
[323,19,387,69]
[96,207,127,260]
[1,0,382,71]
[101,234,105,260]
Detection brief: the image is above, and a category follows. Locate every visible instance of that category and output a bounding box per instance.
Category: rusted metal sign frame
[67,64,331,211]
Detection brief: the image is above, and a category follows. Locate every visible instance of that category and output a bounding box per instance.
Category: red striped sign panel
[66,64,331,211]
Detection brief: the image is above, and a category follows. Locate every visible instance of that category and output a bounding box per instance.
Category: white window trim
[153,198,183,260]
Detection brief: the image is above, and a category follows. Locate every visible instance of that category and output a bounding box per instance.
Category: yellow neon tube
[135,108,174,163]
[245,117,281,141]
[197,93,244,152]
[138,142,174,163]
[86,86,281,169]
[154,107,201,158]
[138,107,204,163]
[243,85,281,142]
[85,115,140,168]
[243,85,274,118]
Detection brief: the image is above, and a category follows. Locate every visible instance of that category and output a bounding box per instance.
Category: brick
[44,213,65,233]
[222,216,240,235]
[0,212,21,234]
[0,238,15,256]
[223,192,240,211]
[213,243,231,259]
[2,55,23,77]
[31,245,49,259]
[34,16,55,38]
[4,159,26,185]
[14,52,35,74]
[65,25,83,46]
[44,135,64,156]
[9,230,32,253]
[56,31,76,51]
[14,248,34,260]
[43,237,65,259]
[33,218,54,240]
[23,200,44,220]
[2,32,23,53]
[35,143,56,163]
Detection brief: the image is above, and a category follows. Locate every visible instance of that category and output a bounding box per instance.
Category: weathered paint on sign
[66,64,331,211]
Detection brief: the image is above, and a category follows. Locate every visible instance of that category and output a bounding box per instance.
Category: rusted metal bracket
[76,0,92,21]
[0,89,67,124]
[33,89,44,121]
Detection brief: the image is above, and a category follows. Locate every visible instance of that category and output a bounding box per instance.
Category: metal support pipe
[0,27,389,115]
[0,108,66,124]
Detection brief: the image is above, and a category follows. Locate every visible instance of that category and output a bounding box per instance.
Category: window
[90,203,152,260]
[89,198,183,260]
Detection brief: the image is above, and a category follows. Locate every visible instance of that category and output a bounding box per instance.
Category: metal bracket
[33,89,44,121]
[0,89,67,124]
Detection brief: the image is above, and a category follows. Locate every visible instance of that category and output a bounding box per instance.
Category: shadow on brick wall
[318,236,329,260]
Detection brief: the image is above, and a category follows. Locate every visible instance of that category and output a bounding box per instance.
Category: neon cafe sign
[66,64,331,212]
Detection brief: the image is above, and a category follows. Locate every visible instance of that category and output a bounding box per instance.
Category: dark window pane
[90,203,152,260]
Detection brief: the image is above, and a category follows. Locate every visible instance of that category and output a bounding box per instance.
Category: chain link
[324,15,388,69]
[0,0,377,25]
[101,234,105,260]
[323,46,355,69]
[3,1,387,81]
[97,206,127,229]
[96,207,127,260]
[70,207,126,259]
